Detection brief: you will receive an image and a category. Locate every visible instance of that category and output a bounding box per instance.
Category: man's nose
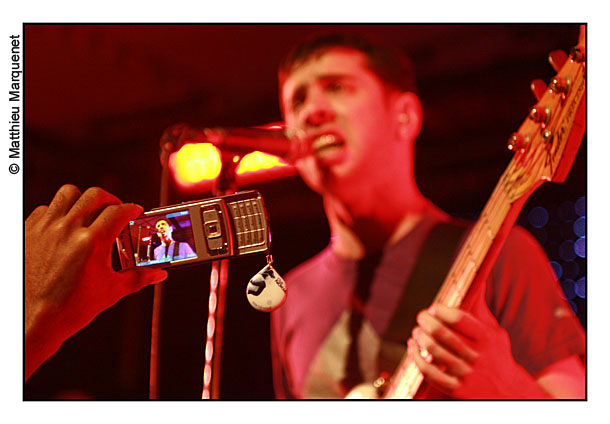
[302,91,335,127]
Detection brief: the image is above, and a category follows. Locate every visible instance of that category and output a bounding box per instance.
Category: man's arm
[535,354,585,399]
[409,304,584,399]
[25,184,167,380]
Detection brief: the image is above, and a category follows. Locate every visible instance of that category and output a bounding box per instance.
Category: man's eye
[326,82,344,92]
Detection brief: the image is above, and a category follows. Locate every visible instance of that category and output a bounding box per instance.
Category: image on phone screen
[128,210,197,266]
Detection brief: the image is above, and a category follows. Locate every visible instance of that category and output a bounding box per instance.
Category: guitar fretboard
[384,161,517,398]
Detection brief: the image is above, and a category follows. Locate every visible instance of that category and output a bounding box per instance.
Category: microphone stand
[148,142,173,399]
[151,142,240,399]
[202,150,240,399]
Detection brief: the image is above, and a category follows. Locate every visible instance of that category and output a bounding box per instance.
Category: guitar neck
[384,156,539,398]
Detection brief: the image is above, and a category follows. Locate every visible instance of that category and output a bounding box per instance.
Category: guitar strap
[172,241,181,259]
[163,241,182,260]
[377,220,469,374]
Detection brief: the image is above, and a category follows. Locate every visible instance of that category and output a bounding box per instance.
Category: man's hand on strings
[407,303,549,399]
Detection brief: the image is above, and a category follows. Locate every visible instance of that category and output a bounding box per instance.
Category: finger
[115,266,168,295]
[66,187,123,227]
[431,304,487,342]
[417,308,478,364]
[89,203,144,245]
[408,339,458,393]
[45,184,82,219]
[412,327,472,378]
[25,205,49,228]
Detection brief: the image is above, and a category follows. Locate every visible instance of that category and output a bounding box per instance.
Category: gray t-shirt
[270,215,585,398]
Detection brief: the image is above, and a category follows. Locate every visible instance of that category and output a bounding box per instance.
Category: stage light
[549,261,563,280]
[236,151,289,174]
[573,216,585,237]
[167,123,296,188]
[169,143,221,186]
[528,206,549,228]
[574,236,585,258]
[575,277,585,298]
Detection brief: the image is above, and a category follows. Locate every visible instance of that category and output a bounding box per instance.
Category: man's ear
[395,92,423,142]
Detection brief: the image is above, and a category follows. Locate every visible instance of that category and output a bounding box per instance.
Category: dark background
[23,24,586,400]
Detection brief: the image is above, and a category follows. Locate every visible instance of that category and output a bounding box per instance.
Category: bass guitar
[348,26,586,399]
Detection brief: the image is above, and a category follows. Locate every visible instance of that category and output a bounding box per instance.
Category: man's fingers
[66,187,123,227]
[25,205,49,228]
[408,339,458,393]
[417,307,479,364]
[430,303,486,342]
[117,267,168,295]
[412,327,472,378]
[45,184,82,220]
[90,202,144,244]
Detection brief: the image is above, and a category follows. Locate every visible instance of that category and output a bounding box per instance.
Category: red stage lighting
[169,143,221,187]
[168,123,298,189]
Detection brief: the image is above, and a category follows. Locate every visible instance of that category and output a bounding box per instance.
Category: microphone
[160,124,309,163]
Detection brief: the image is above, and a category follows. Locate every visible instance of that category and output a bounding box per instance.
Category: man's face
[155,220,172,240]
[281,48,404,195]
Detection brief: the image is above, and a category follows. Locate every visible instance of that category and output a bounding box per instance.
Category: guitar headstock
[503,26,586,202]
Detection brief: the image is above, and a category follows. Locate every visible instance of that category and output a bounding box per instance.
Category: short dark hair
[278,32,418,94]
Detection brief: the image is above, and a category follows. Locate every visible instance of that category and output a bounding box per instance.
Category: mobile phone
[115,190,270,270]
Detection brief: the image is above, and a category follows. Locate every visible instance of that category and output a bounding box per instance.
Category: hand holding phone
[115,190,271,270]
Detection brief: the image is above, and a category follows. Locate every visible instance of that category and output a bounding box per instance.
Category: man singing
[270,32,585,399]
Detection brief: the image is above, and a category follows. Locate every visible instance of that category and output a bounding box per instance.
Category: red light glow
[169,123,297,189]
[236,151,288,174]
[169,143,221,186]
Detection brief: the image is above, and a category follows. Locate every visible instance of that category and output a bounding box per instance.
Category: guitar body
[344,383,379,399]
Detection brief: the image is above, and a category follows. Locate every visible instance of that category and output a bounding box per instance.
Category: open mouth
[312,134,345,154]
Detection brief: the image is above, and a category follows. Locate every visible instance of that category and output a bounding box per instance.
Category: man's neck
[324,187,437,260]
[161,239,174,247]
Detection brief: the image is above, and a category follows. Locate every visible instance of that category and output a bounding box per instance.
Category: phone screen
[128,210,198,266]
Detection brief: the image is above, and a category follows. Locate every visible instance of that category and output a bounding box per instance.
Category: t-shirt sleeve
[485,226,585,376]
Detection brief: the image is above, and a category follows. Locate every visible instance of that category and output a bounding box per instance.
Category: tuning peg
[508,132,529,152]
[530,79,547,100]
[529,105,551,125]
[549,76,571,95]
[548,50,568,72]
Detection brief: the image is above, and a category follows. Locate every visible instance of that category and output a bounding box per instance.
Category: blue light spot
[575,276,585,298]
[573,216,585,237]
[561,279,576,300]
[558,240,576,261]
[528,206,549,228]
[574,236,585,258]
[574,196,586,217]
[549,261,563,280]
